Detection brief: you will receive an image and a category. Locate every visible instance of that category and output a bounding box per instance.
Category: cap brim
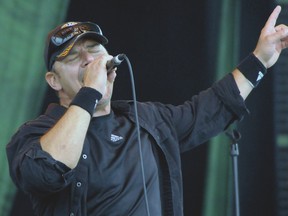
[75,31,108,45]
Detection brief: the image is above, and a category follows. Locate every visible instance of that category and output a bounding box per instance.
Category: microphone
[106,54,126,72]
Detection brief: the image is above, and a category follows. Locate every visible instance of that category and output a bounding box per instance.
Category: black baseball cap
[44,21,108,71]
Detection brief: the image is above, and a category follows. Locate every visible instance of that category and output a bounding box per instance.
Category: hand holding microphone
[82,53,125,84]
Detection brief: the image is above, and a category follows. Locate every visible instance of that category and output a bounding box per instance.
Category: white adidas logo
[256,71,264,82]
[111,134,123,142]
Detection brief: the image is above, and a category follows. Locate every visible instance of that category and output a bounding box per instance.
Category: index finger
[264,5,282,28]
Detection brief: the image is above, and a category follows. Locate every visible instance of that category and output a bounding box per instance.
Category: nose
[81,51,95,68]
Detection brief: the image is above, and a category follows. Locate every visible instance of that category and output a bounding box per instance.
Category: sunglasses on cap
[51,22,104,46]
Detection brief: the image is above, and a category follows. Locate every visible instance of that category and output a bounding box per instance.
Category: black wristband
[70,87,102,117]
[237,53,267,88]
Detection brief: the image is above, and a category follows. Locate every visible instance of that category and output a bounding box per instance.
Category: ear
[45,72,62,91]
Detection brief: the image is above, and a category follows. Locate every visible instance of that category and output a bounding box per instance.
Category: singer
[6,6,288,216]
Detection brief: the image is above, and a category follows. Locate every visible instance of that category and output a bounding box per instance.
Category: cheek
[59,64,81,82]
[60,72,82,91]
[55,63,83,93]
[64,65,84,84]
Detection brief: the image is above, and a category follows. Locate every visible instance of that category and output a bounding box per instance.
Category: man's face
[52,39,114,107]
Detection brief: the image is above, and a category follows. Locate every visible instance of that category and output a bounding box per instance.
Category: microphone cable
[116,54,151,216]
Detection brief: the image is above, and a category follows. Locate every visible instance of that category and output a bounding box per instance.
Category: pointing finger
[264,5,281,28]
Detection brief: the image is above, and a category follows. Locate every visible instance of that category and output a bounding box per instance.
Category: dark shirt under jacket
[6,73,248,216]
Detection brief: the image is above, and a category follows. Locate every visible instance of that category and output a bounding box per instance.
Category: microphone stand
[226,129,241,216]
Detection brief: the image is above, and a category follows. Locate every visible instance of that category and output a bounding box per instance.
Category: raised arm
[233,5,288,99]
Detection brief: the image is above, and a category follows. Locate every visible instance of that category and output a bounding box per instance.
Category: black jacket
[6,73,247,216]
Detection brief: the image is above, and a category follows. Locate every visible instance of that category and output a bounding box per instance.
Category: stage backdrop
[0,0,69,215]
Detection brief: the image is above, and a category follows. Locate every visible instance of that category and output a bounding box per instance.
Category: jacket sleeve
[156,73,248,152]
[6,118,74,197]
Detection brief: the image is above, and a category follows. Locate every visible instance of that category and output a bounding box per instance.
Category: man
[6,5,288,216]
